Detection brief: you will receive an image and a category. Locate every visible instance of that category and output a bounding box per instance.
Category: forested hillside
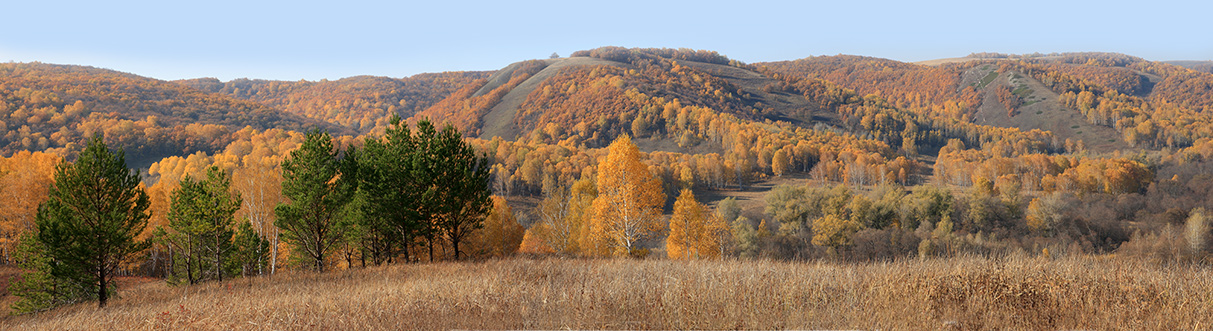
[176,71,489,134]
[3,47,1213,320]
[0,63,346,166]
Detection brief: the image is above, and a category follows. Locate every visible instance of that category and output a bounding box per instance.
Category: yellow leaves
[666,189,727,260]
[589,135,666,257]
[811,214,862,249]
[519,223,555,255]
[1026,198,1048,234]
[470,196,524,258]
[0,151,60,261]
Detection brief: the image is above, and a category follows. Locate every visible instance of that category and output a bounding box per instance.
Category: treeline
[0,62,345,165]
[176,72,488,134]
[737,148,1211,263]
[571,46,741,67]
[758,55,983,121]
[759,65,1058,157]
[5,120,521,311]
[512,60,755,143]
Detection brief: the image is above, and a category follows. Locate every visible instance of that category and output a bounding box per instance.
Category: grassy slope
[965,66,1131,153]
[478,57,628,140]
[1,257,1208,330]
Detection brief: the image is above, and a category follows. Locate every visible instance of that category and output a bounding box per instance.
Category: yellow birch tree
[666,189,727,260]
[589,135,665,257]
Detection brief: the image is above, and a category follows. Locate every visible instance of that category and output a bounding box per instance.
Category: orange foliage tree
[588,135,665,257]
[0,151,60,263]
[666,189,727,260]
[468,196,524,258]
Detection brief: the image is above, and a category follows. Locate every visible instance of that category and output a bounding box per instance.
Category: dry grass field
[1,255,1210,330]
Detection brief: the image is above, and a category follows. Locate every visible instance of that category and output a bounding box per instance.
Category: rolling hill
[6,48,1213,326]
[174,71,489,134]
[0,62,347,166]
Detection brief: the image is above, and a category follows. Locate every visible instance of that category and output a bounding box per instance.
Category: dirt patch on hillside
[971,69,1130,153]
[478,57,630,140]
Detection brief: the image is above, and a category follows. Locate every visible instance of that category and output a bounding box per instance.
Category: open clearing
[3,257,1209,330]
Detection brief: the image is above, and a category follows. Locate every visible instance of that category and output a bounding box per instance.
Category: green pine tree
[355,116,422,263]
[231,219,271,277]
[28,136,150,308]
[427,123,492,261]
[158,166,242,285]
[275,130,352,272]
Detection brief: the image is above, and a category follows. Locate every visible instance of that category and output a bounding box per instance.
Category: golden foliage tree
[518,224,555,255]
[589,135,665,257]
[470,196,524,258]
[666,189,728,260]
[533,177,596,256]
[232,161,285,274]
[811,214,862,251]
[0,151,60,263]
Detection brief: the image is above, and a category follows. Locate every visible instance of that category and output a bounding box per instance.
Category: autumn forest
[3,47,1213,328]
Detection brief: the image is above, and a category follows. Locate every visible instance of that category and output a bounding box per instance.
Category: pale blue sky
[2,0,1210,81]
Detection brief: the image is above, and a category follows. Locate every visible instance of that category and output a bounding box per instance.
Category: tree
[666,189,727,260]
[470,196,524,258]
[533,177,595,255]
[355,117,421,264]
[275,130,352,272]
[1186,208,1208,255]
[731,217,759,258]
[418,121,492,261]
[812,214,862,252]
[231,220,271,277]
[0,151,60,264]
[8,232,91,313]
[232,160,284,274]
[519,224,555,255]
[159,166,242,284]
[30,137,150,308]
[771,148,791,177]
[1026,192,1067,236]
[589,135,666,257]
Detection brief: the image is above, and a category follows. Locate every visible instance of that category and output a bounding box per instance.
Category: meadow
[2,255,1209,330]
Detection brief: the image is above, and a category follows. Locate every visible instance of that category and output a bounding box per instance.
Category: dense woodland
[3,47,1213,312]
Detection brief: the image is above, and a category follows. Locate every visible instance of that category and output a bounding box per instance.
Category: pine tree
[159,166,242,284]
[419,121,492,261]
[30,137,150,308]
[355,116,420,264]
[275,130,352,272]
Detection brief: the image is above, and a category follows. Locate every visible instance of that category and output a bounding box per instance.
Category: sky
[2,0,1210,81]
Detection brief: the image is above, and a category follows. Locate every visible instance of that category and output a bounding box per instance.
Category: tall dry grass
[2,255,1211,330]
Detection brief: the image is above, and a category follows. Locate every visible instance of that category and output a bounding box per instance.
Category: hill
[174,71,489,134]
[0,63,345,166]
[4,48,1213,318]
[1166,60,1213,74]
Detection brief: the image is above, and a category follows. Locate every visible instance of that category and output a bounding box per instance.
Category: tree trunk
[216,231,223,282]
[97,266,108,308]
[186,238,196,285]
[270,232,278,275]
